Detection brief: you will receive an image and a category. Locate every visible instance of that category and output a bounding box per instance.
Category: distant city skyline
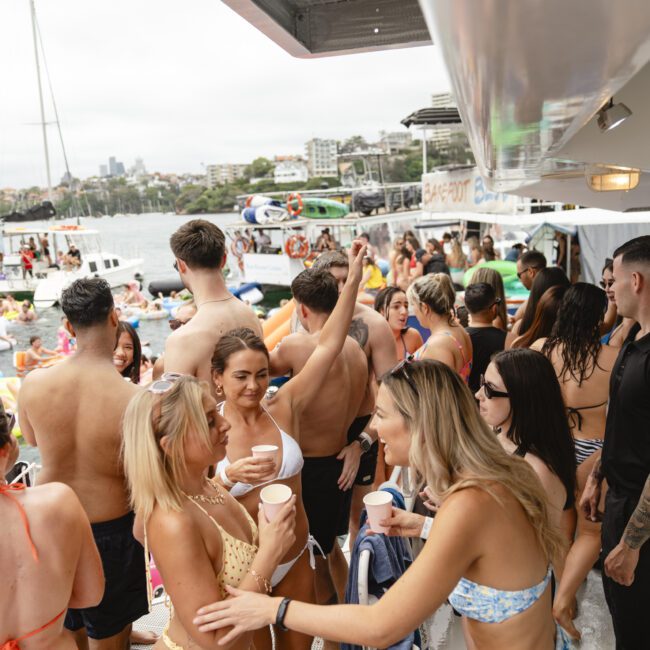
[0,0,450,189]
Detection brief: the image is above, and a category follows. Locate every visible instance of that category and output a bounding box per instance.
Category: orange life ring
[230,236,250,259]
[287,192,303,217]
[285,234,310,259]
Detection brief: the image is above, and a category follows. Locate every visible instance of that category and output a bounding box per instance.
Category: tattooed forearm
[590,456,604,482]
[623,474,650,550]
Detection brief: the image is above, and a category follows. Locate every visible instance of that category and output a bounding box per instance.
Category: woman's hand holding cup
[258,485,296,563]
[224,456,276,485]
[371,508,427,538]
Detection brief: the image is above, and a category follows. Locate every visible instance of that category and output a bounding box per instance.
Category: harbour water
[0,211,235,378]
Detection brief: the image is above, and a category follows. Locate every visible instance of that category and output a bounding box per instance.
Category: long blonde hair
[383,359,565,564]
[447,238,466,269]
[122,376,213,520]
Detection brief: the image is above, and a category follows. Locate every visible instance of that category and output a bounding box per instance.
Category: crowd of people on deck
[1,218,649,650]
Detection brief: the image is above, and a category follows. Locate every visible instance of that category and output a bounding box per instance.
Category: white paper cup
[260,484,292,522]
[363,491,393,534]
[251,444,279,466]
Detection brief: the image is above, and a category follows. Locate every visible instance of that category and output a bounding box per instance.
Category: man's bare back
[271,332,368,457]
[19,356,139,522]
[164,299,262,383]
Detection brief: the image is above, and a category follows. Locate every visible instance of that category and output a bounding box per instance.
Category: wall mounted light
[597,98,632,132]
[586,165,640,191]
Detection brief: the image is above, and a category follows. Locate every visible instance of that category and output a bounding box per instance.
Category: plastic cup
[260,484,292,522]
[252,444,279,466]
[363,491,393,534]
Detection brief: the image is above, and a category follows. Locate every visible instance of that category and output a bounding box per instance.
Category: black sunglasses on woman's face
[479,375,509,399]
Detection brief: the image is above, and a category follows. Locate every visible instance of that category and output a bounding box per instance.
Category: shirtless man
[25,335,57,371]
[164,220,262,385]
[19,278,147,649]
[152,301,197,381]
[311,250,398,542]
[18,300,37,323]
[271,266,369,612]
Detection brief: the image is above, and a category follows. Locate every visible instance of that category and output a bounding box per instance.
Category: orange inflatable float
[263,300,295,351]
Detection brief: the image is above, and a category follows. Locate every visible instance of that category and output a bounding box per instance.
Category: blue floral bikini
[448,567,575,649]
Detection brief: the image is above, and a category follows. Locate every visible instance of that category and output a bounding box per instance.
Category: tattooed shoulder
[348,317,369,349]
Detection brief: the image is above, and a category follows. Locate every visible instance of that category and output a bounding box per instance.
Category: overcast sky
[0,0,450,189]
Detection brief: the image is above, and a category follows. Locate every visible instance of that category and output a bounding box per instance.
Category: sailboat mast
[29,0,53,202]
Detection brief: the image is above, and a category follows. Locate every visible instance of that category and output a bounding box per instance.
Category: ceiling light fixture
[597,98,632,132]
[586,165,640,192]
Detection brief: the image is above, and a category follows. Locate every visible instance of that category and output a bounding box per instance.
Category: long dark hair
[116,321,141,384]
[519,267,570,336]
[542,283,608,385]
[493,349,576,502]
[512,285,568,349]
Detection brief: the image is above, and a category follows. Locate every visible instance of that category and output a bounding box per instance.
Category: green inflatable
[463,260,529,300]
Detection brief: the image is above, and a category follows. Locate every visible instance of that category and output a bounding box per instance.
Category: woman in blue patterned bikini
[193,360,574,649]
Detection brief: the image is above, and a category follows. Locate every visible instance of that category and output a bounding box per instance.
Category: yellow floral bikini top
[184,495,259,599]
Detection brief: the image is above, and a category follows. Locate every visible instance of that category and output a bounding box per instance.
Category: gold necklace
[184,478,225,506]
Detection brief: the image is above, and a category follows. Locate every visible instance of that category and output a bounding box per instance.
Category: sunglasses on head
[148,372,184,395]
[389,355,418,394]
[173,261,178,272]
[479,375,509,399]
[600,279,614,289]
[5,410,15,432]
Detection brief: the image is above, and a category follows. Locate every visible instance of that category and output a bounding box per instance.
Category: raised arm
[282,241,367,415]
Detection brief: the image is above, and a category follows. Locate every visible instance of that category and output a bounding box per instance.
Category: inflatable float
[262,300,295,351]
[13,351,65,377]
[242,204,289,225]
[464,260,529,299]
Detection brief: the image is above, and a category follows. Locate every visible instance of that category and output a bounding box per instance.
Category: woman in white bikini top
[210,243,366,650]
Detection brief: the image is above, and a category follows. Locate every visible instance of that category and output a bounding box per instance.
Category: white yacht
[0,225,143,308]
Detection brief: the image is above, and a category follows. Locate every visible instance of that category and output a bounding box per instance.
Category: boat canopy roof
[420,208,650,229]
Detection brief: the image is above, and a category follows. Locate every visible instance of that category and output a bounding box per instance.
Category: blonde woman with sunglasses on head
[122,374,297,650]
[192,359,574,650]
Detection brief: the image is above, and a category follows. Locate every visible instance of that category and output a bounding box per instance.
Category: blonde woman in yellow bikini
[122,375,297,650]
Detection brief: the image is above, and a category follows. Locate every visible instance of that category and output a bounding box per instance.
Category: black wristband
[275,597,292,632]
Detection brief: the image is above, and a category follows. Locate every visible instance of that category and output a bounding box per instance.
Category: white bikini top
[216,402,304,497]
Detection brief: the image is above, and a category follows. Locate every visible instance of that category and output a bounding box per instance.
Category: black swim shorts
[301,455,353,555]
[65,511,148,639]
[347,414,378,487]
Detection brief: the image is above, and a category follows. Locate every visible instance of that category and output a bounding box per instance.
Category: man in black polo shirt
[580,235,650,649]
